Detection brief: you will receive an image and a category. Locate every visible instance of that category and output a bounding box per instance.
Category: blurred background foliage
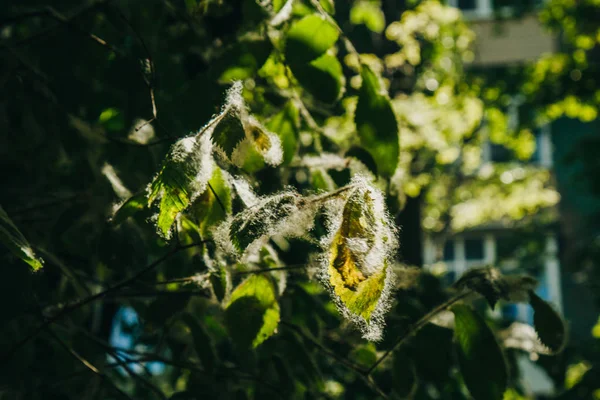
[1,0,600,399]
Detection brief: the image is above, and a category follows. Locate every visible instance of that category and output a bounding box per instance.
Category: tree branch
[0,241,206,364]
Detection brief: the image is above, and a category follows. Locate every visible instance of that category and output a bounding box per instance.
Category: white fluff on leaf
[146,133,214,239]
[318,175,398,341]
[214,189,316,256]
[211,82,283,168]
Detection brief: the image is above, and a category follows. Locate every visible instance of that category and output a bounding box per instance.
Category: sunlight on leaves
[225,274,280,348]
[355,64,399,177]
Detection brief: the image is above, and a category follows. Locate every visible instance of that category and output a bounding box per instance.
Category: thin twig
[39,314,132,400]
[0,241,206,364]
[365,290,475,375]
[207,182,227,213]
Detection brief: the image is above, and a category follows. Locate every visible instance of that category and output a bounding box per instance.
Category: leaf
[350,1,386,33]
[224,274,280,348]
[147,135,213,238]
[355,64,399,177]
[454,267,539,308]
[212,106,247,159]
[111,192,146,225]
[529,291,567,353]
[228,193,298,252]
[182,313,217,372]
[216,36,273,83]
[266,101,299,165]
[209,266,229,302]
[345,146,378,177]
[291,53,344,104]
[192,167,231,239]
[392,350,418,399]
[0,206,43,271]
[322,181,397,340]
[452,305,508,400]
[285,14,339,65]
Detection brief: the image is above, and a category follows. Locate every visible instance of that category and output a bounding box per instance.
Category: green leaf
[228,193,298,252]
[209,266,229,302]
[285,14,339,65]
[111,192,146,226]
[345,146,378,177]
[355,64,399,176]
[350,1,386,33]
[182,313,217,372]
[323,184,396,340]
[529,291,567,353]
[291,53,344,104]
[216,36,273,83]
[452,305,508,400]
[266,101,299,165]
[392,350,418,399]
[0,206,43,271]
[212,107,247,159]
[192,167,231,239]
[224,274,280,348]
[98,107,125,132]
[147,135,213,239]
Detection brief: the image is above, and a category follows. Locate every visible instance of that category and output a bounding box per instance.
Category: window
[443,240,455,261]
[465,238,484,260]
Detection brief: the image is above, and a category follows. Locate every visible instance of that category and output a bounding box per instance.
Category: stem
[308,184,357,204]
[365,290,474,375]
[0,241,205,364]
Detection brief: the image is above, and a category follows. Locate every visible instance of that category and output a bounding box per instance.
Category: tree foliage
[0,0,581,399]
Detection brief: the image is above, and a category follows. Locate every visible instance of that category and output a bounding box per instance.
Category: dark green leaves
[392,351,418,398]
[212,107,246,159]
[285,14,344,103]
[0,206,43,271]
[291,54,344,104]
[285,15,339,65]
[529,291,567,353]
[224,274,280,348]
[355,64,399,176]
[227,193,298,253]
[452,305,507,400]
[182,314,217,372]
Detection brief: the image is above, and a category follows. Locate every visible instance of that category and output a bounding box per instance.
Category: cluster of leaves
[0,0,576,399]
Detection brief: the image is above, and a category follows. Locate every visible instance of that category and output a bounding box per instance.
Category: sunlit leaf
[209,266,229,302]
[285,14,339,65]
[192,167,231,239]
[355,64,399,176]
[321,180,397,340]
[452,304,508,400]
[266,101,299,166]
[529,291,567,354]
[147,135,213,239]
[0,206,43,271]
[224,274,280,348]
[111,192,146,226]
[350,1,386,33]
[292,53,344,104]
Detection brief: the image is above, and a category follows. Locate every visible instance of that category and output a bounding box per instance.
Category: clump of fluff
[317,175,399,341]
